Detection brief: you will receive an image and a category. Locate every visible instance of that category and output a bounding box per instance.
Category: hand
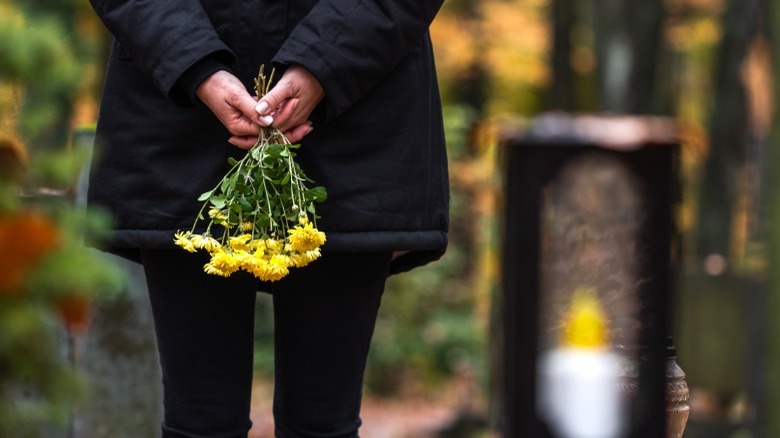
[196,70,267,149]
[255,64,324,143]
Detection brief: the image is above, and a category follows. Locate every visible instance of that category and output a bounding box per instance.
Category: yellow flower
[207,208,232,228]
[231,248,251,264]
[265,238,283,253]
[268,254,290,279]
[250,254,289,282]
[204,263,231,277]
[252,239,267,252]
[228,234,253,251]
[288,248,321,267]
[191,234,221,252]
[207,249,239,276]
[281,254,297,267]
[304,248,322,263]
[208,207,226,219]
[241,222,254,232]
[287,221,326,253]
[173,231,196,253]
[251,247,267,262]
[249,263,270,281]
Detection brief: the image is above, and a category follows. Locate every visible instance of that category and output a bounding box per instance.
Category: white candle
[538,348,625,438]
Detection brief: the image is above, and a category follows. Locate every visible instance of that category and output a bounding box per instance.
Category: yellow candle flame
[562,287,610,348]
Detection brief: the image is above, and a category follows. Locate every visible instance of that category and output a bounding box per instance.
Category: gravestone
[68,128,163,437]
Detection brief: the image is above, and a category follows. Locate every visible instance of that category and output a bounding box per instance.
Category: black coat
[88,0,449,274]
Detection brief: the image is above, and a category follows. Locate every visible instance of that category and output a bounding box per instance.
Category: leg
[141,249,258,438]
[272,252,392,438]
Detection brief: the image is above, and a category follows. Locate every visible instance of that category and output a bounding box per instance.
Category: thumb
[255,81,292,116]
[226,87,267,132]
[233,91,261,120]
[216,73,260,120]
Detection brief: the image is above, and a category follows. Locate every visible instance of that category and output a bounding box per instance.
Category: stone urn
[617,337,690,438]
[665,339,690,438]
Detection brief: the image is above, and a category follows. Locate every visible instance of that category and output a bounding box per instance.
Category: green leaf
[255,214,271,229]
[251,147,263,161]
[307,186,328,202]
[265,143,284,157]
[239,196,253,212]
[210,196,226,209]
[227,156,239,166]
[279,192,293,204]
[197,189,214,202]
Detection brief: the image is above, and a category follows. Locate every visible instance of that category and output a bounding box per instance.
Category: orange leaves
[0,211,100,335]
[55,293,92,336]
[0,210,61,295]
[431,0,550,115]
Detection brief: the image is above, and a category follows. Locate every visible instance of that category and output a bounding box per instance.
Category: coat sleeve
[272,0,445,121]
[89,0,234,105]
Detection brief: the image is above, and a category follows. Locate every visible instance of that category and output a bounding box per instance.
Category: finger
[227,89,264,126]
[256,79,293,116]
[270,98,300,132]
[284,122,314,143]
[227,135,257,150]
[257,114,274,127]
[228,116,262,137]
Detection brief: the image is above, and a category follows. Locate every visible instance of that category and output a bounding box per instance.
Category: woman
[87,0,448,436]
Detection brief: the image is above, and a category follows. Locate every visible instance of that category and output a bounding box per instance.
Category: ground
[247,375,488,438]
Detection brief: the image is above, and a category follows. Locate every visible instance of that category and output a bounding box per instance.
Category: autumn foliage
[0,211,60,295]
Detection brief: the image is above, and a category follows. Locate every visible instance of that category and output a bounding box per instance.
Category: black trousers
[141,249,392,438]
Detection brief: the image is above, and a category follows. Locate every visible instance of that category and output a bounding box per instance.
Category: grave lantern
[497,113,682,438]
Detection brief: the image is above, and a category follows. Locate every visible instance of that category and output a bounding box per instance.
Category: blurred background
[3,0,780,437]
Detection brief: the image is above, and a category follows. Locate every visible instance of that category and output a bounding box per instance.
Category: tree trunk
[695,0,750,259]
[762,0,780,435]
[592,0,667,114]
[549,0,576,111]
[626,0,670,114]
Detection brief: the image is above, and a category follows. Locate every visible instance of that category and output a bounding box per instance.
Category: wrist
[179,57,232,104]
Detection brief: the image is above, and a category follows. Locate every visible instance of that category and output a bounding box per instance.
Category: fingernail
[259,115,274,126]
[256,101,269,114]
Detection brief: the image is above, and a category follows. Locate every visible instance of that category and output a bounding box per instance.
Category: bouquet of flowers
[175,66,327,281]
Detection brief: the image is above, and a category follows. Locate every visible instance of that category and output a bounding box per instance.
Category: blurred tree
[0,0,108,151]
[548,0,672,113]
[695,0,752,260]
[763,0,780,435]
[549,0,577,110]
[593,0,670,114]
[432,0,550,117]
[439,0,487,115]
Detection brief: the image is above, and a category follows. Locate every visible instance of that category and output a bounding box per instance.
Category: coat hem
[89,229,448,275]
